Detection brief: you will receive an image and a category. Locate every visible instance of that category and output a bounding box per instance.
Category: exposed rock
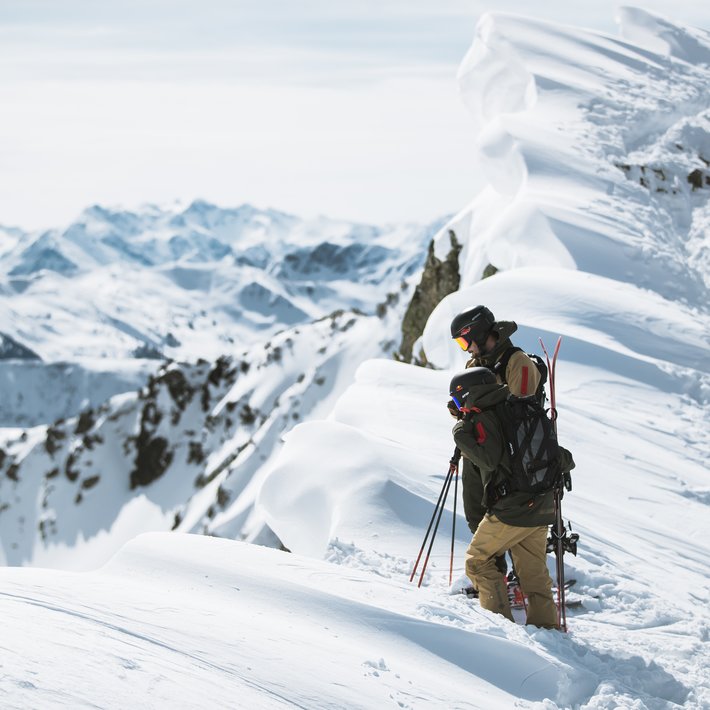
[482,263,499,279]
[74,409,95,435]
[130,436,173,489]
[207,356,237,387]
[45,424,67,457]
[0,332,42,361]
[397,230,461,363]
[81,475,100,490]
[64,452,80,482]
[132,342,165,360]
[188,441,206,465]
[240,404,257,426]
[217,485,230,508]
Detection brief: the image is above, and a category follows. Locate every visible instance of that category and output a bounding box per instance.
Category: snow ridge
[2,8,710,710]
[259,9,710,709]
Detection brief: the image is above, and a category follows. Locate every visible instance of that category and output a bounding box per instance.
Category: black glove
[447,399,462,419]
[494,554,508,576]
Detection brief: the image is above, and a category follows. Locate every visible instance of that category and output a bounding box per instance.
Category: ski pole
[449,461,459,586]
[417,462,455,587]
[409,456,456,583]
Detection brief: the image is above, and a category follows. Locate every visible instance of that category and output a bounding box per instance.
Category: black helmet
[449,367,496,407]
[450,305,495,350]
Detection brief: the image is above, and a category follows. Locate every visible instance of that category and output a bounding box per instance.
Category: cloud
[1,0,708,229]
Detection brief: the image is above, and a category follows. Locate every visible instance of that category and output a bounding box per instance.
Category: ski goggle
[453,326,472,351]
[450,394,464,410]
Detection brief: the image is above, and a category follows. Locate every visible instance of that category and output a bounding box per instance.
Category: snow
[0,358,159,427]
[0,534,575,709]
[2,6,710,710]
[0,202,435,366]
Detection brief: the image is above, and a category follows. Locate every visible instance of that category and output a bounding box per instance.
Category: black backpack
[492,347,547,404]
[493,394,561,495]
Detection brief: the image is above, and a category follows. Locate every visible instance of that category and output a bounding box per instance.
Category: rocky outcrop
[0,333,41,361]
[396,230,461,364]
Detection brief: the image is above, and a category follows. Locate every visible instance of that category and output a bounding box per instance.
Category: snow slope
[0,358,159,427]
[2,7,710,710]
[256,8,710,708]
[0,309,403,569]
[0,533,579,709]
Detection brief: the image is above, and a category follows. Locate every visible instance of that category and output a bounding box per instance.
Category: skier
[450,305,541,399]
[449,305,542,578]
[449,367,575,628]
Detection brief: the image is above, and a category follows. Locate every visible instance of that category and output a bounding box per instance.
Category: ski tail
[539,336,568,632]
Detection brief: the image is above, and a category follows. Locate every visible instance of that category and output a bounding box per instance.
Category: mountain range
[0,202,442,565]
[1,7,710,708]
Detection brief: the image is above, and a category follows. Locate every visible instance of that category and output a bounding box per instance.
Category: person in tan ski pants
[448,305,543,581]
[448,366,574,628]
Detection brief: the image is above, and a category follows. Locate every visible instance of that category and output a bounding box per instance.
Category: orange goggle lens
[454,336,469,350]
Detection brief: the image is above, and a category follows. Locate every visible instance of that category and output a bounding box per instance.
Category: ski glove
[447,399,462,419]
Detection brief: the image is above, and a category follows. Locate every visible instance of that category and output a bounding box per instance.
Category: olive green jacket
[452,382,561,530]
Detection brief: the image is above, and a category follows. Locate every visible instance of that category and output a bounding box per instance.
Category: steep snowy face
[0,308,404,568]
[437,8,710,301]
[421,8,710,371]
[257,11,710,709]
[0,202,438,365]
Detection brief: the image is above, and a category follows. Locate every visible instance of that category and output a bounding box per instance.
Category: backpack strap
[492,346,522,384]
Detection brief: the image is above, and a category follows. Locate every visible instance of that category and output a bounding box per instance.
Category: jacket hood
[470,320,518,368]
[493,320,517,343]
[462,382,509,409]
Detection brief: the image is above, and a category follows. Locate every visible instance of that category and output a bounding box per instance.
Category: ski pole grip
[450,447,461,467]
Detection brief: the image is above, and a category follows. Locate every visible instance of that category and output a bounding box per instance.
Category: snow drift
[258,8,710,708]
[1,7,710,709]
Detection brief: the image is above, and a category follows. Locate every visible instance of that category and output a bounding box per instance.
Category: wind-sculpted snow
[447,8,710,305]
[258,9,710,708]
[260,351,708,706]
[0,534,582,708]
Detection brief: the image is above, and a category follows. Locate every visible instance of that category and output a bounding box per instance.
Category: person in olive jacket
[449,305,543,577]
[449,367,574,629]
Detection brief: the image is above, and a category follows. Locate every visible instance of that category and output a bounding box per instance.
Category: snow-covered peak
[443,7,710,309]
[617,6,710,63]
[0,203,437,364]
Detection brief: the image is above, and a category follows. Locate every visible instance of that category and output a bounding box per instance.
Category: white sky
[1,0,708,231]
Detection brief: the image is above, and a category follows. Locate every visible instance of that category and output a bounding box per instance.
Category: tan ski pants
[465,514,558,629]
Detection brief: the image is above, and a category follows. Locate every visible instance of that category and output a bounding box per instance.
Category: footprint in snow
[363,658,389,676]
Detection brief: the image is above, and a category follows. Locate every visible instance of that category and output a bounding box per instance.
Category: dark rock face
[130,436,173,489]
[0,333,42,361]
[397,230,461,364]
[132,343,165,360]
[279,242,392,281]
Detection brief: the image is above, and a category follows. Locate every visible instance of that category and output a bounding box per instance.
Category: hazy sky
[1,1,708,230]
